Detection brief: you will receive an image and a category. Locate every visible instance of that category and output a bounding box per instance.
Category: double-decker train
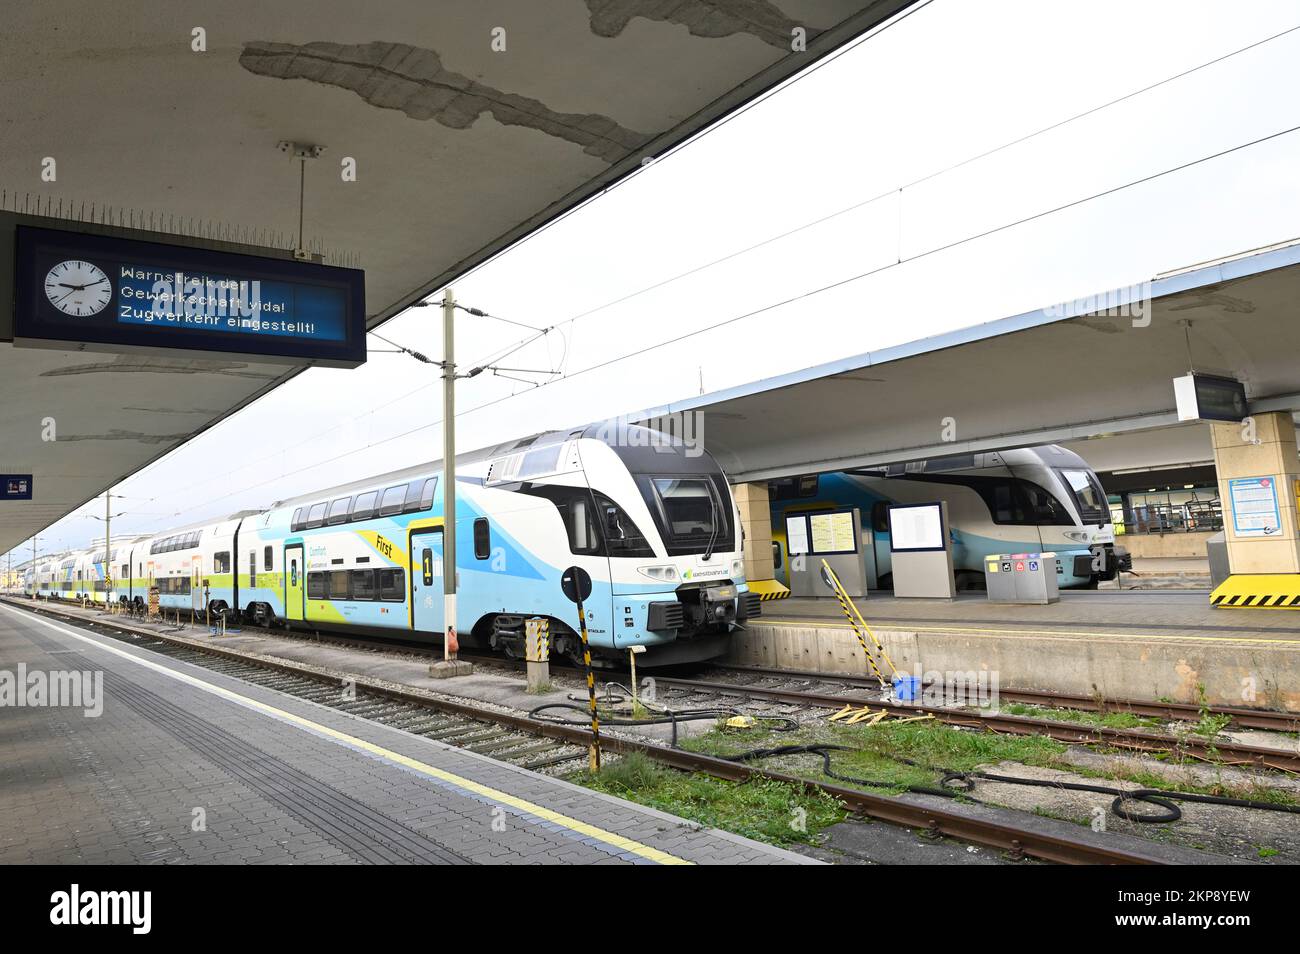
[768,445,1122,590]
[22,423,758,666]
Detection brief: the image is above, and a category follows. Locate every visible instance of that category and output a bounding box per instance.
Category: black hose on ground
[721,743,1300,823]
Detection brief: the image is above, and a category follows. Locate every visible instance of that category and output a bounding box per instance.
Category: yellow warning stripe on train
[747,579,790,601]
[1210,574,1300,609]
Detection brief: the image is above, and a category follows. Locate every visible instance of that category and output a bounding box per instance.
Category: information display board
[888,502,946,552]
[809,511,855,553]
[13,226,366,367]
[1229,476,1282,537]
[785,515,810,555]
[784,509,857,556]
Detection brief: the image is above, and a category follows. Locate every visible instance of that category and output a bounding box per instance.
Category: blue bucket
[892,674,921,702]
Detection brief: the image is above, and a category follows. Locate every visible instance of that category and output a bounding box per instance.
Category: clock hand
[58,283,90,291]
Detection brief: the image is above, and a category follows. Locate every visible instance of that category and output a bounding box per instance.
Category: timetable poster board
[889,502,946,552]
[785,515,811,555]
[1229,476,1282,537]
[809,510,856,554]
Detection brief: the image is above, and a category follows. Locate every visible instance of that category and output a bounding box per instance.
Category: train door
[284,544,305,621]
[409,530,445,638]
[191,556,203,616]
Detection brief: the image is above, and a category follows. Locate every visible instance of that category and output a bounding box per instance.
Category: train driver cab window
[592,492,654,558]
[379,485,406,517]
[213,552,231,574]
[473,519,490,560]
[350,491,377,522]
[326,496,352,525]
[306,502,328,529]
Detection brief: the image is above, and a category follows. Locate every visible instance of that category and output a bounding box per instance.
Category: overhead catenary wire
[148,114,1300,525]
[77,24,1300,533]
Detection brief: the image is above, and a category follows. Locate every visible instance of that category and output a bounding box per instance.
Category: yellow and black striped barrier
[822,560,900,691]
[747,579,790,601]
[1210,574,1300,609]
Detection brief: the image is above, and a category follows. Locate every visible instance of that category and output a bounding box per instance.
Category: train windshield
[649,476,732,556]
[1056,468,1109,524]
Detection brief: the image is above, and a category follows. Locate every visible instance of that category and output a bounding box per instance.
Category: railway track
[648,675,1300,773]
[709,663,1300,734]
[5,597,1177,866]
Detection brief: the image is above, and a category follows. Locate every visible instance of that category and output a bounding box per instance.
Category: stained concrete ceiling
[0,0,922,555]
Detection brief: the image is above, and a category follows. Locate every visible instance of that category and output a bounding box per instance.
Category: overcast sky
[14,0,1300,559]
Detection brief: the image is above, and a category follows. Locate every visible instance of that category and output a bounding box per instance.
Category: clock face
[44,260,112,317]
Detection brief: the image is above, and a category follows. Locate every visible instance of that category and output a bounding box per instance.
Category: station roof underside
[0,0,920,555]
[637,239,1300,482]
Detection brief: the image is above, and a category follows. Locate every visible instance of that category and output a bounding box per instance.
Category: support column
[731,481,787,600]
[1210,410,1300,607]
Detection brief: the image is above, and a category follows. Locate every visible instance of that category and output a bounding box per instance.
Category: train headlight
[637,565,679,583]
[1063,531,1091,543]
[731,559,745,580]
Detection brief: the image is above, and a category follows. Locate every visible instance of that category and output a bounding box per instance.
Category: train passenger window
[329,570,350,599]
[249,552,256,588]
[291,507,305,532]
[213,552,231,574]
[350,491,377,522]
[264,546,273,571]
[418,477,438,511]
[307,572,327,599]
[351,569,375,600]
[379,485,406,516]
[306,502,328,529]
[378,569,405,601]
[473,519,490,560]
[326,496,352,525]
[402,479,427,513]
[422,548,434,585]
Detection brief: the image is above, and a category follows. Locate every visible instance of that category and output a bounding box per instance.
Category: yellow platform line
[2,605,690,866]
[757,616,1300,647]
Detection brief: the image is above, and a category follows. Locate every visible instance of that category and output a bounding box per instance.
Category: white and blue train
[26,424,759,665]
[769,445,1123,590]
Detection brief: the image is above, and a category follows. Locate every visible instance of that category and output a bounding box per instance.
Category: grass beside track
[568,716,1299,849]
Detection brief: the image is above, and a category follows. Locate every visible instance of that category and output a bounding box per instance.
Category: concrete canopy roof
[0,0,921,554]
[638,238,1300,482]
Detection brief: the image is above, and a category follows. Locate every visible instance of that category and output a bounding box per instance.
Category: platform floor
[0,604,812,865]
